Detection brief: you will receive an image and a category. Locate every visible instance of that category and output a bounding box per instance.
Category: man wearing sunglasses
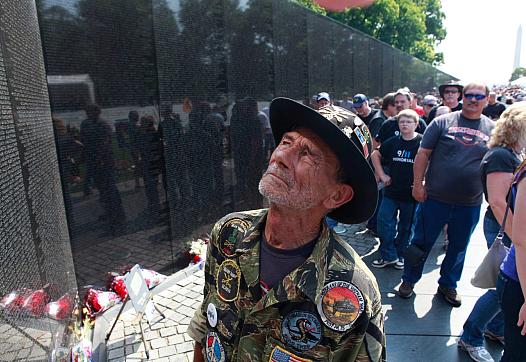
[398,83,495,308]
[427,80,464,124]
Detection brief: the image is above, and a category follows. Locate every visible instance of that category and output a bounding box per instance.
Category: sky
[437,0,526,85]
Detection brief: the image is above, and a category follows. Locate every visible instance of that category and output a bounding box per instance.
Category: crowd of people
[306,83,526,362]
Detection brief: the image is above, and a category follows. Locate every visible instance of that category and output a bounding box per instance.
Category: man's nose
[272,144,297,169]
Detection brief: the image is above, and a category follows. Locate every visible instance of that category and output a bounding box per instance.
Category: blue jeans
[497,272,526,361]
[402,198,481,288]
[377,195,417,261]
[461,216,511,346]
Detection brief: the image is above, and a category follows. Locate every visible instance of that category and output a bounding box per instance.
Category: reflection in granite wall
[33,0,456,293]
[0,0,77,360]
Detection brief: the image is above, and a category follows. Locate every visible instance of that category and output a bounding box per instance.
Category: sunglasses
[464,93,487,101]
[443,89,459,94]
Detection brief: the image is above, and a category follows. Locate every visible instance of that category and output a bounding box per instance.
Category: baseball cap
[269,98,377,224]
[352,94,368,108]
[423,95,438,106]
[316,92,331,102]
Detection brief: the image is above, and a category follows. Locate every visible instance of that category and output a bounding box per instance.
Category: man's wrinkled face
[259,128,341,210]
[394,95,410,114]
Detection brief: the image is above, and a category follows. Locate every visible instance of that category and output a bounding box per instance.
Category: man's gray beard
[258,175,316,210]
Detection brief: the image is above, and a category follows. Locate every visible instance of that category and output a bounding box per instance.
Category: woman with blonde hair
[498,103,526,361]
[458,102,526,361]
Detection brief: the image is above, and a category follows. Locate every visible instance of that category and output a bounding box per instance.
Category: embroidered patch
[205,331,226,362]
[354,127,369,158]
[317,281,365,332]
[218,218,250,256]
[342,126,354,139]
[207,303,217,328]
[269,345,312,362]
[281,311,322,351]
[216,259,241,302]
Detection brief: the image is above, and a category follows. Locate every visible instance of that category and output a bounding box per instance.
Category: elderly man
[399,83,495,307]
[188,98,385,361]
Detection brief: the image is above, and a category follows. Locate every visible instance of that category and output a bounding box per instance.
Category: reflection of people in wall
[187,101,216,222]
[205,105,225,216]
[80,104,126,234]
[230,97,265,210]
[52,116,83,226]
[128,110,141,190]
[138,115,162,218]
[159,105,191,235]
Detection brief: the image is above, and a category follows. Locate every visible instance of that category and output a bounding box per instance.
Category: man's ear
[324,183,354,210]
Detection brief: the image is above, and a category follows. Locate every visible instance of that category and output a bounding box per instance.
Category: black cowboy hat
[438,80,463,101]
[269,97,378,224]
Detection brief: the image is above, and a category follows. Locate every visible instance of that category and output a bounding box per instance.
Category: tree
[510,67,526,82]
[293,0,446,65]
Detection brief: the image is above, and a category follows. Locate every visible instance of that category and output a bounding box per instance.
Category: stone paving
[105,270,205,362]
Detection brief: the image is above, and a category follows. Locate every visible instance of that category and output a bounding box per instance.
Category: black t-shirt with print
[378,134,422,202]
[480,146,521,223]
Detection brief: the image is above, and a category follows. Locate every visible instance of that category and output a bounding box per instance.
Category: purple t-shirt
[501,167,526,281]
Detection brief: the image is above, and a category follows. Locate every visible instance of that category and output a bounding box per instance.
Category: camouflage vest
[191,209,385,362]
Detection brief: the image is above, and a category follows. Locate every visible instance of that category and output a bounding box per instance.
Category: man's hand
[379,174,391,187]
[518,302,526,336]
[412,182,426,202]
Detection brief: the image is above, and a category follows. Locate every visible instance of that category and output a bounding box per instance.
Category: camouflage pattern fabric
[187,209,386,361]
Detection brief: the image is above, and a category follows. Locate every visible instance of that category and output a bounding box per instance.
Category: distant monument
[513,25,522,71]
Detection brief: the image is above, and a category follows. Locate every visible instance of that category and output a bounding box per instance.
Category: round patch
[207,303,218,328]
[281,311,322,351]
[218,219,250,256]
[317,281,365,332]
[205,331,225,362]
[216,259,241,302]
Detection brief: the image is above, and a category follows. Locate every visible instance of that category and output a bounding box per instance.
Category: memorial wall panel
[307,13,334,97]
[272,0,308,99]
[0,0,76,360]
[332,25,354,98]
[38,0,175,289]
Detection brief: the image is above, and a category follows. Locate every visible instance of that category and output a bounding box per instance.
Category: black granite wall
[0,0,77,360]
